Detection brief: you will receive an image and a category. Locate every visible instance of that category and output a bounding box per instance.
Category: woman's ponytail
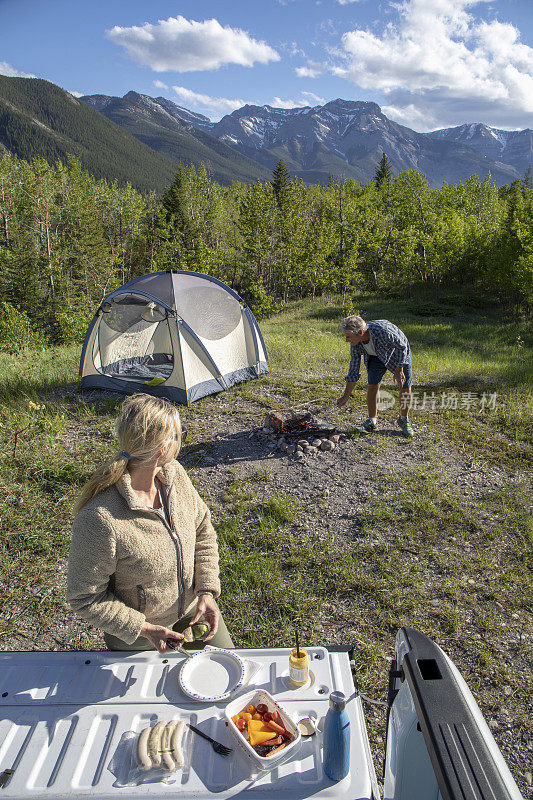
[73,453,129,516]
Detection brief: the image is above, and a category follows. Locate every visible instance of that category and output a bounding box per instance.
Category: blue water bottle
[323,690,350,781]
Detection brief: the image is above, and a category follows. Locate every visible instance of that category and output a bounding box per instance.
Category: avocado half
[182,622,211,643]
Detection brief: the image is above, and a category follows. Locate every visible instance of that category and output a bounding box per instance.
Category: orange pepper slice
[248,730,277,747]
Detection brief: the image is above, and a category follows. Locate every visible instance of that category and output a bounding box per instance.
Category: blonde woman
[67,393,233,653]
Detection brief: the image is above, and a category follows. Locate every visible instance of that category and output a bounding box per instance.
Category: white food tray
[225,688,301,771]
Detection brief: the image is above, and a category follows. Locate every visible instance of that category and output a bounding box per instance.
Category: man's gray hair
[341,314,368,334]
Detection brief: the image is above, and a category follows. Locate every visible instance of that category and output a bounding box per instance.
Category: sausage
[171,720,186,768]
[264,720,286,735]
[266,742,287,757]
[265,736,284,747]
[136,726,152,771]
[161,722,177,772]
[147,721,166,767]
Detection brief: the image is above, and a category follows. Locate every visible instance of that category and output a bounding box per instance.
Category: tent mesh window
[94,295,174,383]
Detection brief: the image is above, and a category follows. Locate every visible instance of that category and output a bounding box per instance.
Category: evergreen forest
[0,150,532,352]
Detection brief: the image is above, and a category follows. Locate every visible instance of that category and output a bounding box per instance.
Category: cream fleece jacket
[67,460,220,644]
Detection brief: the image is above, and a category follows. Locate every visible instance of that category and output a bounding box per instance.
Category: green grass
[261,292,533,390]
[0,345,80,400]
[257,293,533,470]
[214,467,531,732]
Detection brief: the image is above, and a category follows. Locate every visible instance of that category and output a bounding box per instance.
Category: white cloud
[172,86,244,118]
[171,87,327,119]
[334,0,533,130]
[153,80,168,90]
[107,16,279,73]
[271,92,327,108]
[301,90,326,105]
[271,97,300,109]
[296,60,326,78]
[336,1,364,6]
[67,90,83,98]
[282,41,306,58]
[0,61,36,78]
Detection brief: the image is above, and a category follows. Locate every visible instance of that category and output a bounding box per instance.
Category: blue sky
[1,0,533,131]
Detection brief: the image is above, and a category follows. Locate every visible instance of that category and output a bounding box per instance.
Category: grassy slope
[0,77,177,192]
[0,294,531,772]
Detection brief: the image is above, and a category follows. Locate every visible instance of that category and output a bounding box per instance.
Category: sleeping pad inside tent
[79,271,269,404]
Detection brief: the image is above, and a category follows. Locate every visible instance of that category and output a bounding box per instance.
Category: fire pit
[267,410,335,438]
[263,411,346,458]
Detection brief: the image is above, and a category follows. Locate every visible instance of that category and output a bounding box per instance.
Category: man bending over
[337,315,414,437]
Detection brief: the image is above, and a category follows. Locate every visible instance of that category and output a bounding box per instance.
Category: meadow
[0,291,531,791]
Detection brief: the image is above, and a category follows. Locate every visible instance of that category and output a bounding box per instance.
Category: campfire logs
[263,411,347,458]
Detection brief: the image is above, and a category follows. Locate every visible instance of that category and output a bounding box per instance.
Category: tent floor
[100,354,174,382]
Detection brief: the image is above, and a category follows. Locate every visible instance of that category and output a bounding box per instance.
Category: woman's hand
[190,594,220,641]
[140,622,184,654]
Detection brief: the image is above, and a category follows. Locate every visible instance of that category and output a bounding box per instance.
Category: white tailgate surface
[0,648,376,799]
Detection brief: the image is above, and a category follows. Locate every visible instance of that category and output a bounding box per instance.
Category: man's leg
[399,386,412,418]
[355,357,387,434]
[355,383,379,434]
[367,384,380,418]
[366,357,387,420]
[397,360,414,437]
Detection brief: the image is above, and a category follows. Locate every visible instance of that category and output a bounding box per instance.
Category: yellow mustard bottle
[289,647,309,687]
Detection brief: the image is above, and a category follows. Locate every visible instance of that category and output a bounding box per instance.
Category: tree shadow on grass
[413,373,527,391]
[309,306,344,321]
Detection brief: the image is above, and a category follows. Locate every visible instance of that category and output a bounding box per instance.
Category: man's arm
[337,345,361,406]
[337,381,357,407]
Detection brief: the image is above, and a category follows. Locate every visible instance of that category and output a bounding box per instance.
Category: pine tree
[374,153,393,188]
[162,167,189,233]
[522,166,533,195]
[271,159,292,210]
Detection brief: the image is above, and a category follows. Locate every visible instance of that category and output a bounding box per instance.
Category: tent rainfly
[79,270,269,405]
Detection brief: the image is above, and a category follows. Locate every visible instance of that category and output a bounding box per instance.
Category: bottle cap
[329,691,346,711]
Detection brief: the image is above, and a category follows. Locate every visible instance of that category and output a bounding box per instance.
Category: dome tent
[79,270,269,405]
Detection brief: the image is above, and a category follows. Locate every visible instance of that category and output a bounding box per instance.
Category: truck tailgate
[0,647,378,799]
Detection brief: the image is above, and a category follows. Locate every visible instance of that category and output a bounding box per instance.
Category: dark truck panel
[402,628,519,800]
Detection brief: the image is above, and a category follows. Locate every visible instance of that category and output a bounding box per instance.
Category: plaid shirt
[345,320,411,382]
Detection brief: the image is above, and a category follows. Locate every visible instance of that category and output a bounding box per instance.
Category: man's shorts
[367,356,413,388]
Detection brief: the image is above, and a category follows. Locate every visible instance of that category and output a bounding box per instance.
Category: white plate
[178,649,246,702]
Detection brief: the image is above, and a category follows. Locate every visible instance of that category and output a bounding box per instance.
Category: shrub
[240,278,284,320]
[0,302,47,353]
[50,301,94,344]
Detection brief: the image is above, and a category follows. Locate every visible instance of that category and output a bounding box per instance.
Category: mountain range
[1,76,531,192]
[81,91,270,185]
[0,77,270,192]
[81,92,532,188]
